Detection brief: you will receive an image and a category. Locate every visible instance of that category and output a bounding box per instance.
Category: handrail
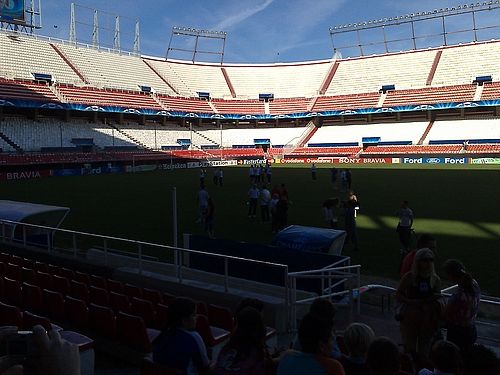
[0,219,286,268]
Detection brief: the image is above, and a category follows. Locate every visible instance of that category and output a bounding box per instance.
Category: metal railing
[288,261,361,331]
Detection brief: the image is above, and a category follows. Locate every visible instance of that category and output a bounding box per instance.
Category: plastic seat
[7,263,22,281]
[23,311,60,331]
[52,275,70,296]
[89,286,109,307]
[89,303,116,338]
[116,312,155,352]
[0,301,22,327]
[42,289,65,321]
[35,271,53,291]
[70,280,89,303]
[107,279,124,294]
[60,268,75,281]
[4,277,22,307]
[195,314,230,347]
[10,256,24,267]
[34,261,49,273]
[196,301,208,317]
[89,275,107,289]
[22,267,37,284]
[208,304,234,332]
[74,271,90,286]
[162,293,175,306]
[22,258,34,269]
[65,296,89,328]
[0,252,11,264]
[155,303,169,330]
[109,292,131,313]
[142,288,163,306]
[0,262,6,277]
[124,284,143,299]
[131,297,156,327]
[47,264,59,276]
[22,283,43,313]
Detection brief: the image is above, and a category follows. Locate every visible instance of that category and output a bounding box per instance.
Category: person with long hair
[396,248,443,360]
[152,298,210,375]
[215,307,272,375]
[443,259,481,352]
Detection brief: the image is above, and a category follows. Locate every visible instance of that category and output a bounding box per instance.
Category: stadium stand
[362,144,463,154]
[481,81,500,100]
[313,92,381,111]
[223,61,331,99]
[383,84,476,107]
[0,78,59,102]
[325,49,437,95]
[307,122,430,146]
[424,118,500,144]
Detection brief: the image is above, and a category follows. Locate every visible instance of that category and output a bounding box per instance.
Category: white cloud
[213,0,275,30]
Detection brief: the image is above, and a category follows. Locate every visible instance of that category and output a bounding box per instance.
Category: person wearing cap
[396,248,443,360]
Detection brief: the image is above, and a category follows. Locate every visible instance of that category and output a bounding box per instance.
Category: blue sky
[37,0,499,63]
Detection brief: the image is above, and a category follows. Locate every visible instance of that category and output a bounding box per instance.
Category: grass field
[1,164,499,295]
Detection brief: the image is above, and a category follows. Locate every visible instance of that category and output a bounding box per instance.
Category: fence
[0,219,364,331]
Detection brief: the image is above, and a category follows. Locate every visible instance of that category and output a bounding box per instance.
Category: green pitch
[1,164,499,295]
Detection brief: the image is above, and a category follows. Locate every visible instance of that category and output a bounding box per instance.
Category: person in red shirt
[400,234,437,277]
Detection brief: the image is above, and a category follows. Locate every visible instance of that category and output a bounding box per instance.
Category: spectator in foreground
[418,340,462,375]
[366,337,400,375]
[463,344,499,375]
[247,184,260,218]
[443,259,481,352]
[400,234,437,277]
[215,307,272,375]
[260,184,271,222]
[344,195,359,251]
[278,313,345,375]
[197,185,210,224]
[396,248,443,360]
[339,323,375,375]
[0,325,81,375]
[152,298,210,375]
[293,298,342,360]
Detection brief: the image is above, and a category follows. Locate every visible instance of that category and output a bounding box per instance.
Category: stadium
[0,0,499,374]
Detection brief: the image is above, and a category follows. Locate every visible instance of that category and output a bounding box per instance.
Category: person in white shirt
[217,168,224,186]
[260,184,271,222]
[247,184,259,218]
[311,163,317,180]
[199,168,206,187]
[255,165,262,183]
[396,200,414,253]
[265,163,272,183]
[197,185,209,223]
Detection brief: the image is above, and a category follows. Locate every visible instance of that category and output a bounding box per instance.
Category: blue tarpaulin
[273,225,346,255]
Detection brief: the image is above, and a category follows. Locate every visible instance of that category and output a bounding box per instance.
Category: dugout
[0,200,70,247]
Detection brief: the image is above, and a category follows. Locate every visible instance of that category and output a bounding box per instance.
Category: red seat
[142,288,163,306]
[4,277,22,306]
[22,283,43,313]
[110,292,131,313]
[116,312,156,352]
[89,303,116,338]
[155,303,169,330]
[35,271,53,291]
[42,289,65,321]
[70,280,89,303]
[89,286,109,307]
[34,261,49,273]
[21,258,34,269]
[22,311,53,331]
[10,256,24,267]
[0,252,11,264]
[107,279,124,294]
[0,262,6,276]
[7,263,22,281]
[140,357,183,375]
[0,301,22,327]
[65,296,89,328]
[208,304,234,332]
[22,267,37,284]
[74,271,90,286]
[60,268,75,281]
[52,275,70,296]
[131,297,156,327]
[124,284,143,299]
[48,264,59,276]
[89,275,107,289]
[162,293,175,306]
[195,314,230,347]
[196,301,208,316]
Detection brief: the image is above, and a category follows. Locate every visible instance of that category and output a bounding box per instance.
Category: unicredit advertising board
[0,0,25,22]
